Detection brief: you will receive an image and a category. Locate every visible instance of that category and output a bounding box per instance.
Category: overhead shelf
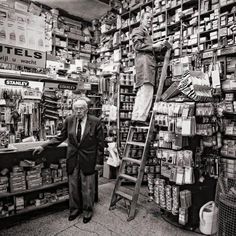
[0,70,77,85]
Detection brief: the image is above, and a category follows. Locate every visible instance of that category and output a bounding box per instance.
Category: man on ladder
[131,11,172,126]
[109,11,172,221]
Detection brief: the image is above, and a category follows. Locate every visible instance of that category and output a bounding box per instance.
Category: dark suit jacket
[42,114,104,175]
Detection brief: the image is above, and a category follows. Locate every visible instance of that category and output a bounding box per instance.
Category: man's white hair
[73,99,88,110]
[140,11,152,20]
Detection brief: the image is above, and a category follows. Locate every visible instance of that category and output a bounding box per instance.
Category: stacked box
[26,167,42,190]
[0,176,9,194]
[50,163,61,183]
[42,168,52,185]
[15,196,24,211]
[9,167,26,193]
[57,187,69,200]
[59,159,68,181]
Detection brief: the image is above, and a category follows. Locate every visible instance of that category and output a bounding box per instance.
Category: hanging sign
[5,79,29,87]
[0,43,46,68]
[44,82,77,91]
[0,78,44,99]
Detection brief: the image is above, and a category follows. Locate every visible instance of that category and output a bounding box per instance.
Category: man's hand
[153,41,164,50]
[33,146,44,156]
[95,164,103,171]
[163,40,172,49]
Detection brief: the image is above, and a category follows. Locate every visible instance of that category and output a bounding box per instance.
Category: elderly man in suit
[33,99,104,223]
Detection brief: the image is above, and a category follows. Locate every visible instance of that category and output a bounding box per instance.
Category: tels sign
[0,44,46,68]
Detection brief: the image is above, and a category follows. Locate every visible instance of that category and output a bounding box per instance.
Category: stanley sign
[0,44,46,68]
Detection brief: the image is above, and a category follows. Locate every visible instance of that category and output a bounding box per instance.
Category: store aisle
[0,182,200,236]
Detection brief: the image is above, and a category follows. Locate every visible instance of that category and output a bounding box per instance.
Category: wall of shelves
[97,0,236,229]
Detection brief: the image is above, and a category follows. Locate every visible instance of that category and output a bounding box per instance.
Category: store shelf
[0,180,68,199]
[0,70,77,85]
[87,95,101,98]
[182,0,198,8]
[220,2,236,11]
[221,154,236,159]
[153,26,166,32]
[52,32,86,42]
[67,47,80,52]
[130,21,140,28]
[223,111,236,116]
[167,4,181,13]
[121,25,130,32]
[120,92,135,95]
[53,44,65,49]
[167,21,180,28]
[121,11,129,19]
[120,84,134,87]
[103,27,118,35]
[0,198,69,219]
[121,39,130,44]
[199,28,218,35]
[120,109,133,112]
[200,9,214,17]
[153,9,166,17]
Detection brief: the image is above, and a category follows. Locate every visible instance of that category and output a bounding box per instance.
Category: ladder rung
[120,174,137,183]
[116,190,133,201]
[126,141,145,147]
[123,157,142,165]
[131,126,149,129]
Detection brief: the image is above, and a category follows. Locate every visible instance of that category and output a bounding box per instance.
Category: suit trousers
[131,83,154,121]
[69,161,95,218]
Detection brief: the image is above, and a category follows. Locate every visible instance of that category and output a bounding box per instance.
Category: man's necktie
[77,119,82,143]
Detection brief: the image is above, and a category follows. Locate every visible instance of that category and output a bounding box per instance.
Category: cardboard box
[103,162,119,179]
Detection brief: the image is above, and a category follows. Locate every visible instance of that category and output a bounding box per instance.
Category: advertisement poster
[0,78,44,99]
[27,13,45,51]
[6,9,16,46]
[0,6,46,52]
[0,9,7,44]
[15,12,27,48]
[0,43,46,68]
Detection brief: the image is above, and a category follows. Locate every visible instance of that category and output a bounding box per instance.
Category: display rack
[0,143,69,219]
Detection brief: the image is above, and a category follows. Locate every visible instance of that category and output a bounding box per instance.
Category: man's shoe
[68,213,80,221]
[83,216,92,224]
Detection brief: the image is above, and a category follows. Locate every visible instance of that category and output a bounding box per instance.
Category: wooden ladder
[109,41,172,221]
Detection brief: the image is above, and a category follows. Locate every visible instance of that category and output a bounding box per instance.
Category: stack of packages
[56,187,69,200]
[24,162,43,190]
[43,90,59,121]
[15,196,24,211]
[42,168,52,185]
[147,173,155,201]
[2,158,68,195]
[0,175,8,194]
[59,158,68,181]
[50,158,68,183]
[10,166,26,193]
[179,190,192,225]
[0,200,15,217]
[80,44,92,63]
[178,70,212,102]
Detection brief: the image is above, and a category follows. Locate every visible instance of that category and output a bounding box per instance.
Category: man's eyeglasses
[74,107,87,111]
